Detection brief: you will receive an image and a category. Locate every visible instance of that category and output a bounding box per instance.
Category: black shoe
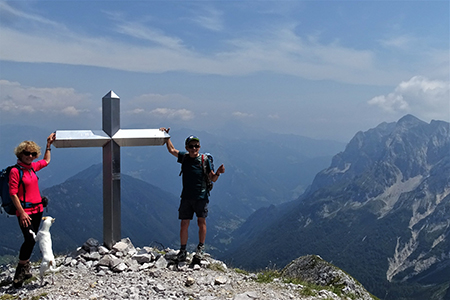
[13,263,25,288]
[23,261,32,279]
[195,243,205,259]
[176,249,187,262]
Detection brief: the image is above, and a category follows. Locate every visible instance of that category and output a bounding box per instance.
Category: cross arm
[112,129,170,147]
[53,130,111,148]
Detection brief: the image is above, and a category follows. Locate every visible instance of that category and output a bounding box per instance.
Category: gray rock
[185,276,195,287]
[0,237,376,300]
[83,238,100,252]
[112,262,128,272]
[154,256,168,269]
[89,251,102,261]
[98,245,109,255]
[154,283,166,292]
[133,253,152,264]
[281,255,373,300]
[214,275,227,285]
[97,254,115,267]
[233,291,259,300]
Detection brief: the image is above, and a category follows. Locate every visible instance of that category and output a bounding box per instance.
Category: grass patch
[234,268,249,275]
[255,269,281,283]
[208,262,227,272]
[299,286,317,297]
[253,269,364,300]
[0,295,19,300]
[31,294,48,300]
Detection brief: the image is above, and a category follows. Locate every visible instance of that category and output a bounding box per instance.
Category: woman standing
[9,132,55,288]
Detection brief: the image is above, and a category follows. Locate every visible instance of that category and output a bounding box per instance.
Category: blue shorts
[178,198,209,220]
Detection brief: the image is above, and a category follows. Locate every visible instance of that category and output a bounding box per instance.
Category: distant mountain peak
[397,114,424,125]
[225,115,450,300]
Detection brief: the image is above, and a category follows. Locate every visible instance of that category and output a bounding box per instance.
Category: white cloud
[133,93,189,105]
[368,76,450,121]
[149,108,194,121]
[189,6,224,32]
[61,106,84,116]
[124,105,195,121]
[0,1,60,27]
[123,93,194,120]
[115,22,185,50]
[232,111,254,118]
[268,113,279,119]
[129,108,145,114]
[0,79,203,135]
[379,35,415,50]
[0,80,93,116]
[0,4,415,86]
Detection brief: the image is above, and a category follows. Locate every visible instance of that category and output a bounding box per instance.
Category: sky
[0,0,449,142]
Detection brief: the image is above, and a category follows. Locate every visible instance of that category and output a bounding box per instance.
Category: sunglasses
[23,151,38,157]
[188,144,200,149]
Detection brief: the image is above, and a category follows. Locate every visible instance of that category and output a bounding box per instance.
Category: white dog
[29,216,61,285]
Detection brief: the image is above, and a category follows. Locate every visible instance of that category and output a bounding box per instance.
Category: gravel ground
[1,254,345,300]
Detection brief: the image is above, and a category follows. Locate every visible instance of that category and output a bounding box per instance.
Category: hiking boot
[195,243,205,259]
[13,263,26,288]
[23,261,32,279]
[176,249,187,262]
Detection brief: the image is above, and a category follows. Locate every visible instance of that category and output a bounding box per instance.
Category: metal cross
[53,91,169,248]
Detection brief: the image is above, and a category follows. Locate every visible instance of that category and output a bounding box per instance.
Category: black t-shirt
[178,152,211,200]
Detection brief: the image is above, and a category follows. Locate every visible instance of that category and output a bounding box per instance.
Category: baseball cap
[185,135,200,146]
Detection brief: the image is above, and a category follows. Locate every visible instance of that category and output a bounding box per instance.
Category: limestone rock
[281,255,373,300]
[0,238,376,300]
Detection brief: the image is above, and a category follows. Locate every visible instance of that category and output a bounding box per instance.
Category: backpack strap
[12,165,26,208]
[201,154,206,175]
[179,153,188,176]
[13,164,42,209]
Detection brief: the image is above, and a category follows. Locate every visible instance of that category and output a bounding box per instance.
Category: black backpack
[0,164,45,215]
[0,165,24,215]
[179,153,215,194]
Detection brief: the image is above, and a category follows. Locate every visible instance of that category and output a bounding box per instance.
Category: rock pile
[1,238,376,300]
[281,255,374,300]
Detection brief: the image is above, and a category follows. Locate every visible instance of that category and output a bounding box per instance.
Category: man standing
[160,128,225,261]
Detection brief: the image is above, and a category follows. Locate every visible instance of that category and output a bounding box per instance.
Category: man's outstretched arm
[160,127,179,157]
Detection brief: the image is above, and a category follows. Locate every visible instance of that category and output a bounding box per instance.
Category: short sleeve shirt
[178,152,212,200]
[9,159,48,215]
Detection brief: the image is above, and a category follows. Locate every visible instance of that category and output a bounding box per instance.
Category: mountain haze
[0,124,344,255]
[1,116,448,299]
[222,115,450,300]
[0,164,181,258]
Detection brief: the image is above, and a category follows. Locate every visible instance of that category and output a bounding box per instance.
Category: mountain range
[221,115,450,300]
[0,123,343,257]
[1,115,448,300]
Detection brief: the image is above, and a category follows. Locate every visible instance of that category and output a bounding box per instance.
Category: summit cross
[53,91,169,248]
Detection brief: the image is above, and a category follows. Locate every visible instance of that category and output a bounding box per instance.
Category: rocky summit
[0,238,376,300]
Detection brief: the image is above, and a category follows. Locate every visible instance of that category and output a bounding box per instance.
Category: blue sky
[0,0,448,142]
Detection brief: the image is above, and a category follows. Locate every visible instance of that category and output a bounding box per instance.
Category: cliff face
[224,115,450,300]
[309,115,450,285]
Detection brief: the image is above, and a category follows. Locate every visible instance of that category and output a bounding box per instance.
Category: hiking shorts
[178,198,209,220]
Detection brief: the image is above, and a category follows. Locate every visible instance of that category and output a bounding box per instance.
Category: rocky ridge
[223,115,450,300]
[0,238,376,300]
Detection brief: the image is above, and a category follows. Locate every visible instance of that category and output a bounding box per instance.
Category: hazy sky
[0,0,448,142]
